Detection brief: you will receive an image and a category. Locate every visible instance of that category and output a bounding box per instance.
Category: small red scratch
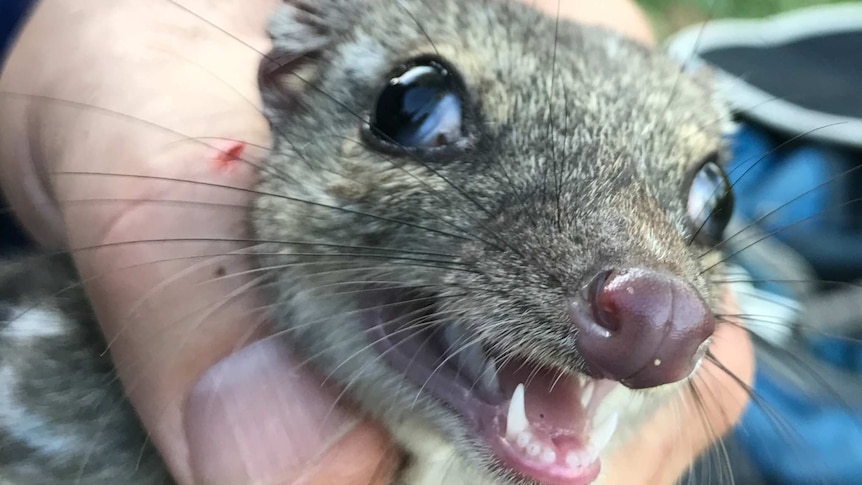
[210,140,246,173]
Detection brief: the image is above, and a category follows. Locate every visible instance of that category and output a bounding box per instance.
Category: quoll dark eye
[370,60,463,149]
[687,159,734,243]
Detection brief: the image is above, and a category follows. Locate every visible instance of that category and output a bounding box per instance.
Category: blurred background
[638,0,850,37]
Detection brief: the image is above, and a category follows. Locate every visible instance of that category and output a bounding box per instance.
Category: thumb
[185,338,399,485]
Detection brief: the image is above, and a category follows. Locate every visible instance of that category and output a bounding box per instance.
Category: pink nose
[569,268,715,389]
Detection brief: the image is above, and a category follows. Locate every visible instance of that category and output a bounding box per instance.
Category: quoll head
[254,1,734,484]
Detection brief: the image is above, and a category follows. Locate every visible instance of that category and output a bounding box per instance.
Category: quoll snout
[569,268,715,389]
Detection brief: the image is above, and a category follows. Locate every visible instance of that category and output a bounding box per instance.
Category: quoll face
[254,1,733,483]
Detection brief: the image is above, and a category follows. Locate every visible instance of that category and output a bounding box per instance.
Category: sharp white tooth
[540,448,556,464]
[506,383,529,439]
[565,451,582,468]
[580,380,595,409]
[516,432,531,448]
[527,443,541,457]
[588,412,619,455]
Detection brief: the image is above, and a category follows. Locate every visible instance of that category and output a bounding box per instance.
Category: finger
[0,1,397,483]
[186,339,399,485]
[530,0,656,46]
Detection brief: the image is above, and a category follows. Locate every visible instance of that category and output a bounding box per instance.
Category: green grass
[635,0,857,38]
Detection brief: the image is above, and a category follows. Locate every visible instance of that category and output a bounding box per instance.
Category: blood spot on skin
[210,141,246,173]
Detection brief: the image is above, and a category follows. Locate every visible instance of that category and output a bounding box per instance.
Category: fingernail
[185,338,358,484]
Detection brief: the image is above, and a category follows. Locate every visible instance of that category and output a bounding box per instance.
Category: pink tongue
[491,363,602,485]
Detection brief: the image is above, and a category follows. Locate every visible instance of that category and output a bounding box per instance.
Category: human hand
[1,1,396,483]
[0,1,751,484]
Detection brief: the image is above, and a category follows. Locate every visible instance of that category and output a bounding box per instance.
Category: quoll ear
[267,0,360,59]
[258,0,362,115]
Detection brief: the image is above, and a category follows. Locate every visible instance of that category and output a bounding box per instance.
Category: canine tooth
[516,432,531,448]
[506,383,529,439]
[580,381,595,408]
[526,443,541,457]
[588,411,619,455]
[540,448,556,464]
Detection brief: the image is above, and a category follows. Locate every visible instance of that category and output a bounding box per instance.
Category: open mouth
[360,291,622,485]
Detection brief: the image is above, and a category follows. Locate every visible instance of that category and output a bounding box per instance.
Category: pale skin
[0,1,753,484]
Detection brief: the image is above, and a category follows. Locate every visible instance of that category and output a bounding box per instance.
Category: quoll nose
[569,268,715,389]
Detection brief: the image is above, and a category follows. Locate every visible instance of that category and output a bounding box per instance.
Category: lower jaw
[380,345,617,484]
[493,438,602,485]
